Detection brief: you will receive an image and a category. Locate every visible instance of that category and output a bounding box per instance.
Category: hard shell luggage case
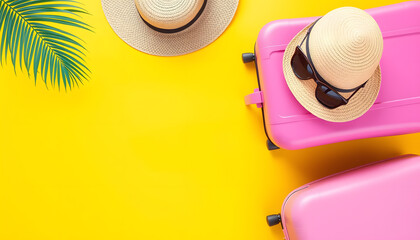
[266,154,420,240]
[244,1,420,150]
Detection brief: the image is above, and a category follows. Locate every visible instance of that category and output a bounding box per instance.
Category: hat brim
[101,0,239,56]
[283,23,381,122]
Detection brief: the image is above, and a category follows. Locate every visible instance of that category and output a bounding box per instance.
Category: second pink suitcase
[243,1,420,150]
[266,154,420,239]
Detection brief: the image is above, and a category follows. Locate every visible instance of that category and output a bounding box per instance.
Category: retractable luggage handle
[245,88,263,108]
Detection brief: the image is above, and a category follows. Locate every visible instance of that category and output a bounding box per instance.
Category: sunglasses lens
[315,84,345,109]
[291,48,313,80]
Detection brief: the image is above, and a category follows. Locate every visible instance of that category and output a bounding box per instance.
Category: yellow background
[0,0,419,239]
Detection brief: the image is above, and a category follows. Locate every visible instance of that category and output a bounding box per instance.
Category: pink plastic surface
[245,89,263,108]
[250,1,420,150]
[281,155,420,240]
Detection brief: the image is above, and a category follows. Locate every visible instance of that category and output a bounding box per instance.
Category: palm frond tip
[0,0,91,89]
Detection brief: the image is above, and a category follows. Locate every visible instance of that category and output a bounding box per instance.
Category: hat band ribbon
[139,0,207,34]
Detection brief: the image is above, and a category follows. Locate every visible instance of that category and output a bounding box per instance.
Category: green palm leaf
[0,0,91,89]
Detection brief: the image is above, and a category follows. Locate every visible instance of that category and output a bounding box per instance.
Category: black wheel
[267,139,280,151]
[266,214,282,227]
[242,53,255,63]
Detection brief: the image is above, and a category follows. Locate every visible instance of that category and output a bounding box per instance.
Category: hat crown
[135,0,205,30]
[309,7,383,90]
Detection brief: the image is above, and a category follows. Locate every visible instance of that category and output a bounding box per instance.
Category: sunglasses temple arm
[345,85,364,102]
[299,33,308,47]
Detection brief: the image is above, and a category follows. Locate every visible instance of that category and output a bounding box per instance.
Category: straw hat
[101,0,239,56]
[283,7,383,122]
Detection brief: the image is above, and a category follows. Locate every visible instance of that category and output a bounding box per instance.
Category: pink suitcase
[243,1,420,150]
[266,154,420,239]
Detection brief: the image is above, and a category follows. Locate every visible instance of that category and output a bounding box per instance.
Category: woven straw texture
[309,7,383,90]
[101,0,239,56]
[283,8,383,123]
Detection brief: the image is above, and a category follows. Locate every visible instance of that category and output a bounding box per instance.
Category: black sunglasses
[291,22,367,109]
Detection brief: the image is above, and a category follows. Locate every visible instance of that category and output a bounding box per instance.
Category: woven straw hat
[101,0,239,56]
[283,7,383,122]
